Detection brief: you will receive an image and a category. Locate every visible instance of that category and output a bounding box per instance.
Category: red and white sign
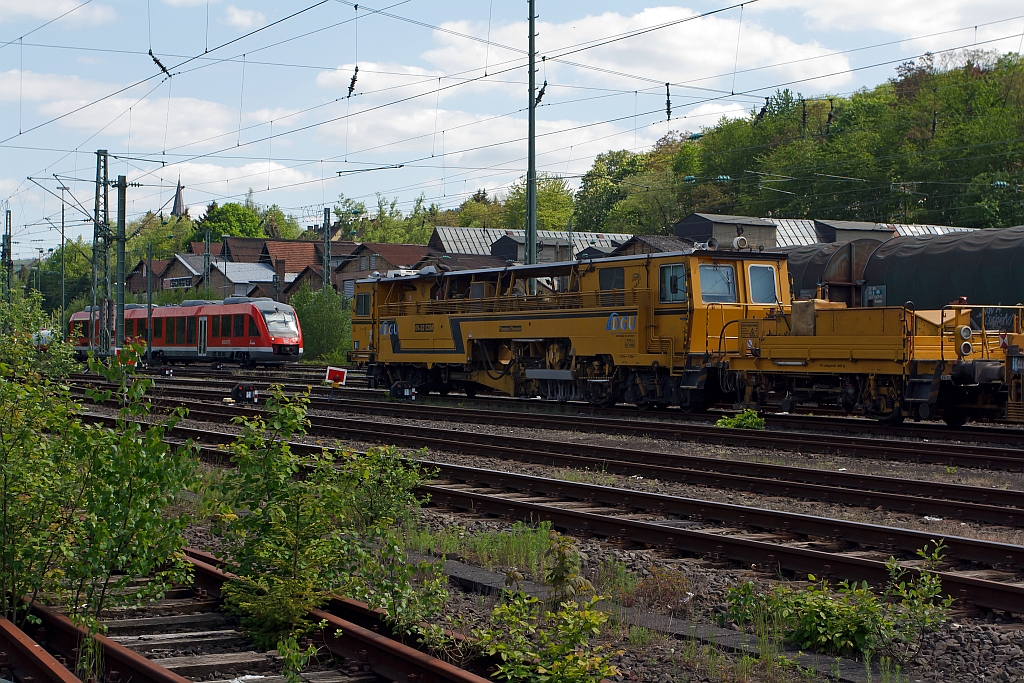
[325,367,348,385]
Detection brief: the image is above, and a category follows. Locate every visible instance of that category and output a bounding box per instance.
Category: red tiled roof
[223,237,269,263]
[188,241,222,255]
[355,242,437,268]
[264,241,322,271]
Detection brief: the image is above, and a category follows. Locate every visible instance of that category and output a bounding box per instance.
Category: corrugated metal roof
[886,223,977,237]
[212,261,276,284]
[429,227,632,258]
[768,218,818,247]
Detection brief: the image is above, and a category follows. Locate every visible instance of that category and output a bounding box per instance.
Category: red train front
[69,297,303,365]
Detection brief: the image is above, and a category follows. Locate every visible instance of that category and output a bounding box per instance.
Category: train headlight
[958,340,973,357]
[956,325,973,341]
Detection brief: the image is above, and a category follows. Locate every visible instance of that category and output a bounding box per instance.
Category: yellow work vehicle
[349,246,790,409]
[731,301,1024,426]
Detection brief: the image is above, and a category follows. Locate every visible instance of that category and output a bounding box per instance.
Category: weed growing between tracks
[724,542,952,670]
[208,387,446,681]
[716,409,767,430]
[403,520,554,580]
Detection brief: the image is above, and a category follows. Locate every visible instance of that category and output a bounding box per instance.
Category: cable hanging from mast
[348,4,359,97]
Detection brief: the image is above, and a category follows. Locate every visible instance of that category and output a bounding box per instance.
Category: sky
[1,0,1023,258]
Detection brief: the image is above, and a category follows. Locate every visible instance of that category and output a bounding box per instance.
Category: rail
[25,601,192,683]
[183,552,491,683]
[0,617,80,683]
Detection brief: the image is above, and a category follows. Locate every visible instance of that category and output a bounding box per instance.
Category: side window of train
[186,317,196,345]
[176,317,186,344]
[223,315,232,336]
[234,314,244,338]
[659,264,687,303]
[249,315,259,336]
[154,318,163,339]
[598,267,624,290]
[698,264,737,303]
[598,267,625,307]
[355,293,371,317]
[748,264,778,304]
[166,319,175,344]
[212,315,220,338]
[125,319,134,336]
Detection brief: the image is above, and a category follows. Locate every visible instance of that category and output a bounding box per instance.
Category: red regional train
[69,297,303,365]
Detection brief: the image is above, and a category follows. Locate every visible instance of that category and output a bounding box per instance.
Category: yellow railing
[379,289,653,317]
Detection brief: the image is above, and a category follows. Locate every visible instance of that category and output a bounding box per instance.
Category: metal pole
[3,209,10,303]
[323,207,331,290]
[147,242,153,362]
[91,152,101,352]
[115,175,126,348]
[526,0,537,273]
[204,228,211,297]
[60,187,66,338]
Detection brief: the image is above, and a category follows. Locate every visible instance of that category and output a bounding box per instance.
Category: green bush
[289,283,351,361]
[715,409,766,429]
[724,543,952,661]
[477,592,620,683]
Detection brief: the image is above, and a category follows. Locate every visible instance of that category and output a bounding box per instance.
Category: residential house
[334,242,437,298]
[281,265,326,302]
[159,254,208,290]
[205,261,283,299]
[126,258,170,294]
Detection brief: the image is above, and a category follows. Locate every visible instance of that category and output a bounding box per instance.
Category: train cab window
[698,264,737,303]
[186,317,196,344]
[748,264,778,304]
[355,293,371,317]
[154,318,163,339]
[212,315,220,337]
[234,314,245,338]
[659,264,688,303]
[176,317,186,344]
[598,267,625,307]
[598,267,624,290]
[249,315,259,336]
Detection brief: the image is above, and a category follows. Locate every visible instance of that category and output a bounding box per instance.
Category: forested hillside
[573,51,1024,233]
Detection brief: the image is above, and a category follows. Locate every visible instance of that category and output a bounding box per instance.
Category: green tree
[503,174,575,232]
[457,189,505,228]
[572,150,648,232]
[196,201,264,239]
[288,283,351,363]
[358,194,434,244]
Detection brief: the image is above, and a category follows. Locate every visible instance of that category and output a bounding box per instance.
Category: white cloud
[681,101,749,124]
[423,7,853,96]
[223,4,264,30]
[0,69,110,102]
[171,161,315,200]
[0,0,115,24]
[762,0,1023,41]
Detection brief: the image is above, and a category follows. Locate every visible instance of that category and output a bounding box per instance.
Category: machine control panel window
[699,264,737,303]
[355,293,371,317]
[598,267,625,291]
[748,264,778,304]
[659,264,687,303]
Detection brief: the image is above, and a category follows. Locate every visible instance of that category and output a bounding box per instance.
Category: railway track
[74,386,1024,527]
[115,382,1024,472]
[3,550,491,683]
[71,371,1024,448]
[80,410,1024,615]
